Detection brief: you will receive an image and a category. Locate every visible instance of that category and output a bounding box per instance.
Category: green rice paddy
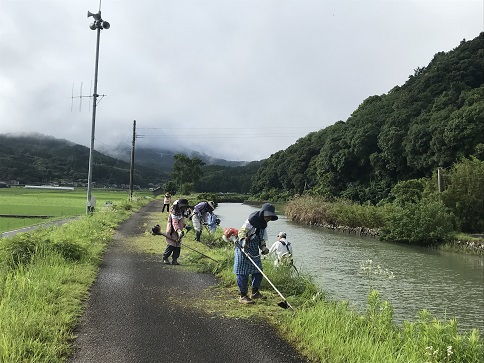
[0,187,150,233]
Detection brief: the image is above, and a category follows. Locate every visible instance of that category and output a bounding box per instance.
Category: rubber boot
[195,231,201,242]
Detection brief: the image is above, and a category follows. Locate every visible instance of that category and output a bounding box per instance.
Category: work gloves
[241,238,269,255]
[177,229,184,240]
[240,238,247,249]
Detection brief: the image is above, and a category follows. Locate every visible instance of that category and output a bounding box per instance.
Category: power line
[136,133,302,139]
[137,126,321,131]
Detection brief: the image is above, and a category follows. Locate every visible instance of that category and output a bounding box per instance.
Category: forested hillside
[0,134,259,191]
[251,33,484,203]
[197,162,261,193]
[0,134,164,187]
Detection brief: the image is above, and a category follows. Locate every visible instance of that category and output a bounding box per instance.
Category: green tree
[163,180,178,195]
[171,154,205,193]
[440,157,484,233]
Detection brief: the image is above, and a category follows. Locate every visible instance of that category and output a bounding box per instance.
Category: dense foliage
[165,154,260,194]
[251,33,484,204]
[286,157,484,241]
[441,158,484,233]
[197,161,261,193]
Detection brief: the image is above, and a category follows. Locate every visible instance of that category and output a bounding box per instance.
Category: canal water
[216,203,484,333]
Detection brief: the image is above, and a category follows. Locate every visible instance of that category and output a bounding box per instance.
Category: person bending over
[268,232,294,267]
[191,200,215,241]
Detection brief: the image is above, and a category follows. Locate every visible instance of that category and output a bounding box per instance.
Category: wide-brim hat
[261,203,278,221]
[175,199,189,208]
[208,201,215,210]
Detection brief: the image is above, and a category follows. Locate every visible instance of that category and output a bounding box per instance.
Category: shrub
[380,198,455,245]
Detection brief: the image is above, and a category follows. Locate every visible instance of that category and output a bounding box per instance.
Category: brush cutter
[234,240,294,310]
[154,229,219,263]
[185,224,219,246]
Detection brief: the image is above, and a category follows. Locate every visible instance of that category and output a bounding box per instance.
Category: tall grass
[0,196,149,362]
[285,195,387,229]
[177,229,484,363]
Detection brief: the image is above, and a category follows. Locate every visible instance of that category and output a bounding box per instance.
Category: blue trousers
[236,273,263,296]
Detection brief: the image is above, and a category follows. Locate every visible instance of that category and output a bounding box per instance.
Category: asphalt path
[0,217,80,239]
[68,200,310,363]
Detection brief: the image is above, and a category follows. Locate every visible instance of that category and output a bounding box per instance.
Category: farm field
[0,187,152,233]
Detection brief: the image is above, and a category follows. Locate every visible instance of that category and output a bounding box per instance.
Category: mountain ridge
[0,133,251,188]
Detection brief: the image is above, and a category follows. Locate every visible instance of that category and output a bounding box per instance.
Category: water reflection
[216,203,484,332]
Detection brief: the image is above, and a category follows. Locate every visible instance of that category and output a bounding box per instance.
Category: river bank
[242,198,484,255]
[206,202,484,362]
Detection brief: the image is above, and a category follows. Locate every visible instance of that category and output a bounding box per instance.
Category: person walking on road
[162,192,171,212]
[234,203,278,304]
[191,201,215,241]
[268,232,294,267]
[163,199,189,265]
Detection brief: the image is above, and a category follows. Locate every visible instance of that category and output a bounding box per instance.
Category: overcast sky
[1,0,483,161]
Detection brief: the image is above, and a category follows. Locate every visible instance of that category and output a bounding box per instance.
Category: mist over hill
[96,143,249,171]
[0,133,252,189]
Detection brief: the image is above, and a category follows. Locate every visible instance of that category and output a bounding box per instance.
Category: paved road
[68,200,310,363]
[0,217,80,239]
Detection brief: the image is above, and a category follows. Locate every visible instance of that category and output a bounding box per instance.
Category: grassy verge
[131,215,484,363]
[0,195,150,362]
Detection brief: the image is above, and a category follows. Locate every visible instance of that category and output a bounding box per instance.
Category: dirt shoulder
[68,200,309,363]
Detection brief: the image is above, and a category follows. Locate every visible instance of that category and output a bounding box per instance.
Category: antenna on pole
[71,81,106,112]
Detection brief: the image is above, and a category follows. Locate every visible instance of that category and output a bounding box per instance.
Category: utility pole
[437,167,444,193]
[86,9,110,213]
[129,120,136,201]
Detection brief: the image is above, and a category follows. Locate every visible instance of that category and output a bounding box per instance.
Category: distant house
[24,185,74,191]
[0,182,10,188]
